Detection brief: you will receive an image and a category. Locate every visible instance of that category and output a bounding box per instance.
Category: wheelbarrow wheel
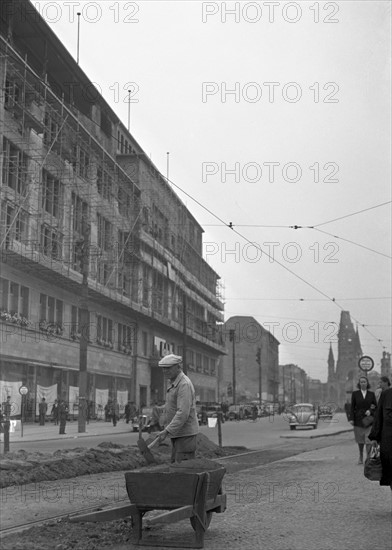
[190,511,212,531]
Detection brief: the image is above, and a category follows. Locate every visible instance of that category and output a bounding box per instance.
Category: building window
[210,359,216,376]
[72,192,88,234]
[97,262,110,285]
[43,112,59,149]
[187,349,194,370]
[73,145,90,179]
[118,185,132,217]
[3,203,29,245]
[40,224,63,259]
[2,138,27,195]
[97,315,113,345]
[142,331,148,356]
[203,356,210,374]
[195,353,202,373]
[100,111,112,137]
[97,167,113,202]
[97,213,112,251]
[39,293,63,324]
[118,322,133,351]
[42,169,62,218]
[0,279,29,317]
[4,77,21,109]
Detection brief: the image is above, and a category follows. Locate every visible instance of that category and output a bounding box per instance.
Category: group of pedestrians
[349,375,392,490]
[37,397,69,434]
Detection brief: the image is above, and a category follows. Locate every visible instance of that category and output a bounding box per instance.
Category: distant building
[279,364,309,404]
[327,311,362,408]
[219,316,279,404]
[307,377,327,406]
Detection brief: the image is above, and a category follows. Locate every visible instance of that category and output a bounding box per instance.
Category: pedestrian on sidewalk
[369,386,392,490]
[349,376,377,464]
[58,400,69,434]
[156,354,199,463]
[39,398,48,426]
[51,399,59,425]
[110,400,119,427]
[125,401,136,424]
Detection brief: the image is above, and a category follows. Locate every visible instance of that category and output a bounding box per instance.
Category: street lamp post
[256,347,262,406]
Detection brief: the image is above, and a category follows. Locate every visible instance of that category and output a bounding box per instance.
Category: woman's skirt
[354,424,372,444]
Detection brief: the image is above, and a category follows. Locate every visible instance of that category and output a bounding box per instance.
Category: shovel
[137,435,160,464]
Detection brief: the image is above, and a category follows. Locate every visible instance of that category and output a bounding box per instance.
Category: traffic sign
[358,356,374,372]
[19,385,28,395]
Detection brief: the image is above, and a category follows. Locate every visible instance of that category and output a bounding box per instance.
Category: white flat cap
[158,354,183,367]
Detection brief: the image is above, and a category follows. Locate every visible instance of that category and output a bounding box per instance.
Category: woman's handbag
[364,446,382,481]
[362,415,374,428]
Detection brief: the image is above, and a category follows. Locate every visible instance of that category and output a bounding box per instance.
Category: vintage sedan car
[318,405,334,420]
[287,403,318,430]
[131,408,154,432]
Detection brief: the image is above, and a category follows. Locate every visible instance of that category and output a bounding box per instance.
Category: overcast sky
[33,1,391,382]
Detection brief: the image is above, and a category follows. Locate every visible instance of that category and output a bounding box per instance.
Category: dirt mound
[0,434,242,488]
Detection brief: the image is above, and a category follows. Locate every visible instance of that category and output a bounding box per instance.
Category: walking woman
[349,376,377,464]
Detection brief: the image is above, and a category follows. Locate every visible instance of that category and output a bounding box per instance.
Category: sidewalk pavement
[198,437,392,550]
[1,418,134,445]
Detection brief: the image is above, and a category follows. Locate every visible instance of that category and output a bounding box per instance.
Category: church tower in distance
[327,311,362,408]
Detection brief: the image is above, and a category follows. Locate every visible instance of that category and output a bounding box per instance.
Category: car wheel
[290,426,296,431]
[313,425,317,429]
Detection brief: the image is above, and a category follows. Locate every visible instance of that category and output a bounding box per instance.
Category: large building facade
[0,1,224,419]
[219,316,280,404]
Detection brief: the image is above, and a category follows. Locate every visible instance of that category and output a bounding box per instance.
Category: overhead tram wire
[167,177,387,351]
[312,201,392,228]
[310,227,391,259]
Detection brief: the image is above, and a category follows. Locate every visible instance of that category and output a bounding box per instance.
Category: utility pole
[182,292,187,374]
[229,329,236,405]
[78,221,90,433]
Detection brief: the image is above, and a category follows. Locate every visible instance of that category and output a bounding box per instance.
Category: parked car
[228,404,252,420]
[287,403,318,430]
[131,407,154,432]
[318,405,334,420]
[228,404,243,421]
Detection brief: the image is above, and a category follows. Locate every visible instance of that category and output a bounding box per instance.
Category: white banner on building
[69,385,79,410]
[36,384,58,415]
[116,390,128,413]
[0,380,22,416]
[95,388,109,415]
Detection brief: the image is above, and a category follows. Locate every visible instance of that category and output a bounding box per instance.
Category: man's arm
[157,383,192,441]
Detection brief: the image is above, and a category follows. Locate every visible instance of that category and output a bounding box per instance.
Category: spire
[328,344,335,379]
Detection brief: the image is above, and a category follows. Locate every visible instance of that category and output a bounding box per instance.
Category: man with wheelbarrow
[156,354,199,463]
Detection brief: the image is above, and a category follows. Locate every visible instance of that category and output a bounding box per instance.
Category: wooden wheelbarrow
[70,460,226,549]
